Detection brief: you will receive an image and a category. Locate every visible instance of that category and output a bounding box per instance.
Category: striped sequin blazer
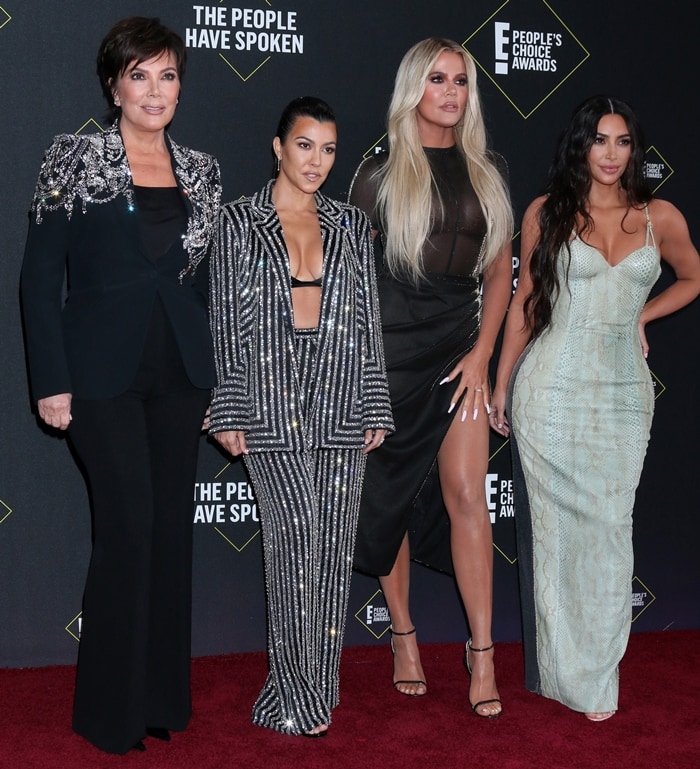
[209,180,394,451]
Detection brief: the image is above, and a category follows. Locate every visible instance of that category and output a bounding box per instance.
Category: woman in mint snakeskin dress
[490,96,700,721]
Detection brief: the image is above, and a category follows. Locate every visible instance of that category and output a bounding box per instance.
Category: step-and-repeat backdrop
[1,1,698,667]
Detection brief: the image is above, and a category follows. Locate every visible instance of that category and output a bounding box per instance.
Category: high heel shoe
[464,638,502,718]
[390,626,427,697]
[302,726,328,738]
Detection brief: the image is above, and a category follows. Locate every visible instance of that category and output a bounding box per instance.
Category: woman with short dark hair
[20,16,221,753]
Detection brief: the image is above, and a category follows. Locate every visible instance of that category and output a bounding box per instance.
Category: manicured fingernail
[473,408,478,421]
[439,377,449,385]
[486,404,491,414]
[448,402,455,413]
[461,409,467,422]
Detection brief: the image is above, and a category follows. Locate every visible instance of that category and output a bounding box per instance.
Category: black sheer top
[133,186,188,260]
[349,146,494,278]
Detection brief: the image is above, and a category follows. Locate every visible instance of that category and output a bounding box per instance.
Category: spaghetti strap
[644,204,657,250]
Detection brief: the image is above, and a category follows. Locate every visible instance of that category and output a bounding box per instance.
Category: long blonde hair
[377,38,513,281]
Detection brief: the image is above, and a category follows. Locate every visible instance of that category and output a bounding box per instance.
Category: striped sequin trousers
[244,328,367,734]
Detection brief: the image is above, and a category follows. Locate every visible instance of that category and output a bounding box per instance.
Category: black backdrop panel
[1,1,698,667]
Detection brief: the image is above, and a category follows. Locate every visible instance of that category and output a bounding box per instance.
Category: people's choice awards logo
[631,576,656,622]
[354,589,391,639]
[644,147,674,194]
[464,0,589,118]
[487,440,518,565]
[185,2,304,81]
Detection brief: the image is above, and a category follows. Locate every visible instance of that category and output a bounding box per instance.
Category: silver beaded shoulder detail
[30,122,222,280]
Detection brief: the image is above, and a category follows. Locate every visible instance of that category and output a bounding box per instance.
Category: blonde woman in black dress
[349,38,513,717]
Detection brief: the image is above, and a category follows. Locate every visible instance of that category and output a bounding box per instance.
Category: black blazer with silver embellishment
[209,180,394,451]
[20,122,222,401]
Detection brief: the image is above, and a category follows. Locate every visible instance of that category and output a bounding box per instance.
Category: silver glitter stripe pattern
[243,329,366,734]
[244,447,366,734]
[209,180,394,451]
[30,122,222,279]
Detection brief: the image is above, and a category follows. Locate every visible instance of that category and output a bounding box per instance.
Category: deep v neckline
[574,203,656,268]
[576,238,651,269]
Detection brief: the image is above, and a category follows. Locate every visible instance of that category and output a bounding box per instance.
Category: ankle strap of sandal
[467,639,494,653]
[390,626,416,636]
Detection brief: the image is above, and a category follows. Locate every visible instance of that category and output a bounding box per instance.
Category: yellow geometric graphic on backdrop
[361,134,388,160]
[0,7,11,30]
[218,0,273,81]
[219,52,272,81]
[644,145,674,195]
[494,542,517,565]
[631,576,656,623]
[0,499,12,524]
[65,612,82,642]
[75,118,104,135]
[212,462,261,551]
[214,525,261,552]
[354,589,391,640]
[489,436,517,565]
[464,0,590,119]
[649,369,666,400]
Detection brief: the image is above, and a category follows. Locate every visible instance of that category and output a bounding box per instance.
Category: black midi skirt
[353,272,481,576]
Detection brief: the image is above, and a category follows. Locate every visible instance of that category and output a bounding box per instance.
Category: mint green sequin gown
[510,219,660,713]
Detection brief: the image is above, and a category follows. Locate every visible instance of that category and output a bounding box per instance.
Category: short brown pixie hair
[96,17,187,121]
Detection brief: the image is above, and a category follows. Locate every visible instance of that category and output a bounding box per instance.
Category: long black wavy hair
[524,95,652,337]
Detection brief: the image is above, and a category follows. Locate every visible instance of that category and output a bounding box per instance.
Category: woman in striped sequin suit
[209,97,394,737]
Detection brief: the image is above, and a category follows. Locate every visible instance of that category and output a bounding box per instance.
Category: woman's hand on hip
[638,319,650,359]
[37,393,72,430]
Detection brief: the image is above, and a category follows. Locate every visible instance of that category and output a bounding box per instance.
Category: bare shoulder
[647,197,689,232]
[522,195,546,230]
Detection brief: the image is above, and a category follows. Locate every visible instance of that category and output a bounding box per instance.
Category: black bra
[291,275,323,288]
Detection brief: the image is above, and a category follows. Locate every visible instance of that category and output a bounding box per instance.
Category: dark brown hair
[525,95,651,337]
[96,17,187,122]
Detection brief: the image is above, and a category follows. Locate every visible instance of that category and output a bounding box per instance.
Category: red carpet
[2,630,698,769]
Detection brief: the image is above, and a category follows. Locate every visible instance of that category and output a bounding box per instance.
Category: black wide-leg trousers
[67,303,209,754]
